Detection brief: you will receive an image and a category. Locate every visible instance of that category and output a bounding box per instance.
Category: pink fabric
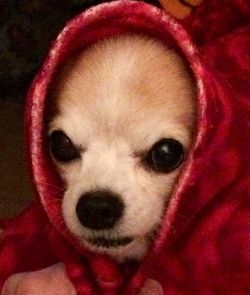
[1,0,250,294]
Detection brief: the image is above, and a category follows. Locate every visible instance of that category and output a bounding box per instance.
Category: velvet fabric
[1,1,250,294]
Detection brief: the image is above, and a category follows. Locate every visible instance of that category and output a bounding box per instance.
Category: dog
[2,34,196,295]
[47,34,196,262]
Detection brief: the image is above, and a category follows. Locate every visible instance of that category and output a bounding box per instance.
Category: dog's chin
[81,234,150,262]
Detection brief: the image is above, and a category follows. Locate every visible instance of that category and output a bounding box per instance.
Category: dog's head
[46,34,196,261]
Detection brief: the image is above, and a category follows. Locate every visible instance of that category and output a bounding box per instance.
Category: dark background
[0,0,158,217]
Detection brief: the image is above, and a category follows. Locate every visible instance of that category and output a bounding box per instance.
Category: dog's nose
[76,191,124,230]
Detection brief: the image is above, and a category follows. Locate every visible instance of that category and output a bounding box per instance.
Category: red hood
[25,0,213,255]
[3,1,250,294]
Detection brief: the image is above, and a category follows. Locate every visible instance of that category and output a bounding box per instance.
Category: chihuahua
[47,34,196,262]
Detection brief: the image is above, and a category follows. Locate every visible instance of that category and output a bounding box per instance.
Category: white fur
[48,35,196,261]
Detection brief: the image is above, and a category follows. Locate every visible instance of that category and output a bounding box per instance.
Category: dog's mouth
[87,236,133,248]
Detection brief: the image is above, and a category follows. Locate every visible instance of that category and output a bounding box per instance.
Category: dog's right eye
[49,130,80,163]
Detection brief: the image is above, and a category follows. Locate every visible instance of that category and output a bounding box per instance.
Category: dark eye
[49,130,80,163]
[146,138,184,173]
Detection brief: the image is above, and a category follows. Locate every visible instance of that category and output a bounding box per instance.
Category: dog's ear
[159,0,203,19]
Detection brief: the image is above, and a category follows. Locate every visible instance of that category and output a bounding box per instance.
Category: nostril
[76,190,124,230]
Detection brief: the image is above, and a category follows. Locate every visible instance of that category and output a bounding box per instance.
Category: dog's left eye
[49,130,80,163]
[145,138,184,173]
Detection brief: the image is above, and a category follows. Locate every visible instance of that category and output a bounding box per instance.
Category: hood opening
[25,0,213,256]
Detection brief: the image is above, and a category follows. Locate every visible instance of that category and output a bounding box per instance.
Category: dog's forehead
[50,35,195,146]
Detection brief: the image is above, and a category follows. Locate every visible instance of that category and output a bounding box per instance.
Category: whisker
[148,230,158,242]
[36,181,65,193]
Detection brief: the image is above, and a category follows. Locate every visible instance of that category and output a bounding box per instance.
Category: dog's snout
[76,191,124,230]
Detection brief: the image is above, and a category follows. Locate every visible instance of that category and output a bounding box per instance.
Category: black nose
[76,191,124,230]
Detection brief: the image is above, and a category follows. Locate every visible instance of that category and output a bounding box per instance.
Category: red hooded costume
[0,1,250,294]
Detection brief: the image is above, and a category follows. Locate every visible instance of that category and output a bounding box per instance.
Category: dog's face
[47,35,196,262]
